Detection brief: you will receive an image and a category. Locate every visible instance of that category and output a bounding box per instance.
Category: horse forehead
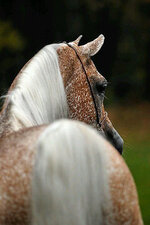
[57,44,102,77]
[57,44,76,62]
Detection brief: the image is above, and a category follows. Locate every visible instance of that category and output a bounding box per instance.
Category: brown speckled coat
[0,35,143,224]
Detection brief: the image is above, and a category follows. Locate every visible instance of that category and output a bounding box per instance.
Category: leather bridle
[65,42,107,129]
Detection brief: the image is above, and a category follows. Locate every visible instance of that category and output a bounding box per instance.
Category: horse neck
[0,44,68,134]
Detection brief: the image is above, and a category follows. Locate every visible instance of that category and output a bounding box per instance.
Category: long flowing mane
[32,120,111,225]
[0,44,68,133]
[31,120,143,225]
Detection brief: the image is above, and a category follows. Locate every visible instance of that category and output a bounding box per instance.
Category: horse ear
[81,34,105,57]
[73,35,83,45]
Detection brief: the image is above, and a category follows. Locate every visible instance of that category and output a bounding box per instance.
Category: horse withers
[0,120,143,225]
[31,119,143,225]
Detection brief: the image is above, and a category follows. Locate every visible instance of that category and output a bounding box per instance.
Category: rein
[65,42,107,129]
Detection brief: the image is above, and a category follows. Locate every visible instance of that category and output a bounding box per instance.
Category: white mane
[32,120,112,225]
[7,44,68,131]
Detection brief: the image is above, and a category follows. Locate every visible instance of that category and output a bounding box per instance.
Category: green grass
[107,103,150,225]
[124,139,150,225]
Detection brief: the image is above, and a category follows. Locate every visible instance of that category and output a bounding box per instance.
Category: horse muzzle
[101,117,124,155]
[105,127,124,155]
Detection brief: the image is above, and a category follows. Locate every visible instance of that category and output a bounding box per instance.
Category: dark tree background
[0,0,150,105]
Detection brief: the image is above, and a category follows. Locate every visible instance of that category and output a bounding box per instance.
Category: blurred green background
[0,0,149,223]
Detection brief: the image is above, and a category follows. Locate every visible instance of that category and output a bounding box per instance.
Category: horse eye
[95,82,107,95]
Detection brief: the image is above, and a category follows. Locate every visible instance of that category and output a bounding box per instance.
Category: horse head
[57,35,123,154]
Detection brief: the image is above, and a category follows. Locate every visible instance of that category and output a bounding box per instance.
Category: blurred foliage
[0,20,25,51]
[0,19,25,99]
[0,0,150,103]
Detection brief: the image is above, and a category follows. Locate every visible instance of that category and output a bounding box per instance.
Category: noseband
[65,42,107,129]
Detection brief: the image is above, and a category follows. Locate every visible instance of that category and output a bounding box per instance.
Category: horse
[31,119,143,225]
[0,35,124,224]
[0,34,123,153]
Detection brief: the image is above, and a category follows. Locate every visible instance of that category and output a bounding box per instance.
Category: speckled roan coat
[0,35,143,224]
